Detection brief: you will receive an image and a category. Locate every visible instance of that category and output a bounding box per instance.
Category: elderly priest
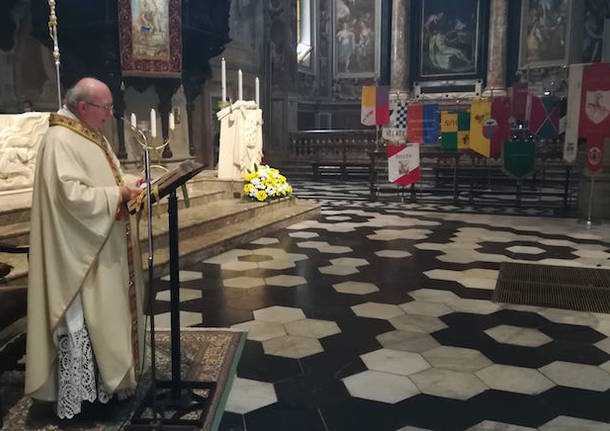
[25,78,145,419]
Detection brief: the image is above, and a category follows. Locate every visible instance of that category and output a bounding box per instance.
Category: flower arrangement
[243,164,292,202]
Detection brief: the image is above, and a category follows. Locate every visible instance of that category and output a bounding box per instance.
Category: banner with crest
[118,0,182,77]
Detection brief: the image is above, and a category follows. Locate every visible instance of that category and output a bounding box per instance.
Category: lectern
[127,160,212,430]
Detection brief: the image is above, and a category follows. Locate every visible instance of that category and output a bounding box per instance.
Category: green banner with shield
[502,139,536,179]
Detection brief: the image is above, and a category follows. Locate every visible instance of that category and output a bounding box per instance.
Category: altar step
[0,173,320,286]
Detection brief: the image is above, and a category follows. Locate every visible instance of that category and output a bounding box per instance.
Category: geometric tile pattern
[162,199,610,431]
[484,325,552,347]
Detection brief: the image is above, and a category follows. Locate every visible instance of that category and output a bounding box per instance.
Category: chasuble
[25,110,145,418]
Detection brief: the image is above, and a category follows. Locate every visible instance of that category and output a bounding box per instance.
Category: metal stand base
[126,380,216,430]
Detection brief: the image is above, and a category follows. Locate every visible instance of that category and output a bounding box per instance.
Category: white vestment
[25,109,145,418]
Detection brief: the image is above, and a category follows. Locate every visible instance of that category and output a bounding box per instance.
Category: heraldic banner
[382,96,407,142]
[388,143,420,186]
[119,0,182,77]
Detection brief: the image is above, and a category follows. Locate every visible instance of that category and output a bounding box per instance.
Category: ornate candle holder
[128,121,173,176]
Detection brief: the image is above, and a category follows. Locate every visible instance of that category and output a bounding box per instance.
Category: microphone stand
[126,120,162,429]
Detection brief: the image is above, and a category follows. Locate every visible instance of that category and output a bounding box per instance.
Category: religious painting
[418,0,482,79]
[131,0,169,61]
[118,0,182,77]
[582,0,609,63]
[519,0,572,68]
[332,0,381,78]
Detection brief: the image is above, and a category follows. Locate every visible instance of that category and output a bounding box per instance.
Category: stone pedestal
[390,0,409,91]
[483,0,508,96]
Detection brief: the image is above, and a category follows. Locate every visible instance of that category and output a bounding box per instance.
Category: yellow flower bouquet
[243,164,293,202]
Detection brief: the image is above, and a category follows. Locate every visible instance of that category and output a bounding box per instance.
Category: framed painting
[118,0,182,77]
[519,0,572,68]
[415,0,486,80]
[332,0,381,78]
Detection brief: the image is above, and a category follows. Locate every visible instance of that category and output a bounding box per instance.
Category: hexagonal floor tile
[319,265,360,276]
[539,361,610,391]
[284,318,341,339]
[360,348,430,376]
[342,370,420,404]
[254,306,306,323]
[156,288,202,302]
[448,298,501,315]
[399,300,453,317]
[262,335,323,359]
[239,254,274,263]
[599,361,610,374]
[595,338,610,353]
[333,281,379,295]
[297,241,352,254]
[409,289,461,304]
[375,250,412,258]
[377,330,440,353]
[329,257,369,267]
[264,275,307,287]
[476,364,555,395]
[250,237,280,245]
[367,229,432,241]
[422,346,492,372]
[538,416,610,431]
[153,311,202,328]
[458,270,498,290]
[484,325,552,347]
[466,420,535,431]
[231,320,286,341]
[223,276,265,289]
[160,270,203,282]
[351,302,404,320]
[219,260,259,271]
[537,308,599,327]
[410,368,488,400]
[375,249,412,259]
[506,246,545,255]
[288,231,319,239]
[225,377,278,414]
[389,314,447,334]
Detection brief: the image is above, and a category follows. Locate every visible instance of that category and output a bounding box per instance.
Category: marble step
[0,198,320,285]
[0,169,231,227]
[140,197,303,250]
[0,188,227,247]
[148,198,320,279]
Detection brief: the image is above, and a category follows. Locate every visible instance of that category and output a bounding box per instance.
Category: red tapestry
[118,0,182,77]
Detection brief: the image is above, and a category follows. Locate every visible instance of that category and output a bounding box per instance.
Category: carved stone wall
[0,112,49,191]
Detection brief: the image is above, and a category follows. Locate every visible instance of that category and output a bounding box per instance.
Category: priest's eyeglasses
[86,102,114,112]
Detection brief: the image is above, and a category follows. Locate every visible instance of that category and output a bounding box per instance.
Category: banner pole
[586,174,595,228]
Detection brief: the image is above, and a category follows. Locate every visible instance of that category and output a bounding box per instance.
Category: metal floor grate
[493,262,610,313]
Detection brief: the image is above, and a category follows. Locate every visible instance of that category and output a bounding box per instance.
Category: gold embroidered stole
[49,113,141,378]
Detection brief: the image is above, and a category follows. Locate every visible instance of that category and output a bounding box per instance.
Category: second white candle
[150,108,156,138]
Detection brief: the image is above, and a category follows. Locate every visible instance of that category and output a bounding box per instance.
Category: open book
[127,160,205,214]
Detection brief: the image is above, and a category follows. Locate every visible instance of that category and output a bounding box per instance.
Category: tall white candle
[169,112,175,130]
[150,108,157,138]
[238,69,243,101]
[130,112,137,128]
[221,57,227,101]
[255,76,260,108]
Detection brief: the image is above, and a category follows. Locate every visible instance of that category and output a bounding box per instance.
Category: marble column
[390,0,409,91]
[484,0,509,95]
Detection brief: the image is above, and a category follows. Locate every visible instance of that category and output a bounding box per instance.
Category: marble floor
[290,180,575,217]
[152,197,610,431]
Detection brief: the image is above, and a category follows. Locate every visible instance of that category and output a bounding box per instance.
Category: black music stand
[127,161,214,430]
